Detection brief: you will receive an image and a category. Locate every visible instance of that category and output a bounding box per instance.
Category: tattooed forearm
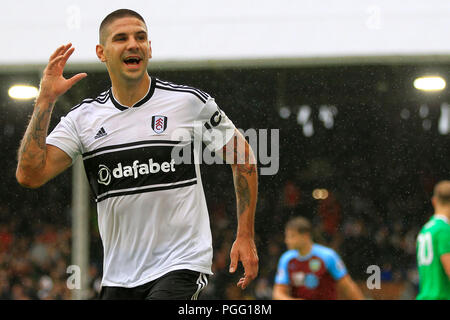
[30,105,52,148]
[18,101,54,168]
[224,130,258,239]
[232,161,258,239]
[235,171,251,215]
[237,164,256,175]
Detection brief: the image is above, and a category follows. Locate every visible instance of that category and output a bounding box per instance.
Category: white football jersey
[46,77,236,287]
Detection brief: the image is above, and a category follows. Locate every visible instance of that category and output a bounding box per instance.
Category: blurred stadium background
[1,0,450,299]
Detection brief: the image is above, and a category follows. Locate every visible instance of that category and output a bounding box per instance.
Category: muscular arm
[16,99,72,188]
[441,253,450,279]
[336,275,365,300]
[223,129,259,289]
[227,129,258,239]
[15,43,86,188]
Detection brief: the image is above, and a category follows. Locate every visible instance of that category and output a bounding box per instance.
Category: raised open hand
[39,43,87,103]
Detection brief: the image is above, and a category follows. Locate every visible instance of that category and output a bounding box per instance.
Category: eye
[136,32,147,41]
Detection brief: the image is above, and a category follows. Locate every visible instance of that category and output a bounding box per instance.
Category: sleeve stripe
[155,84,207,104]
[155,79,210,101]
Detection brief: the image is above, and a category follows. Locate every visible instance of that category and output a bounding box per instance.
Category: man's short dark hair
[285,216,312,235]
[99,9,147,44]
[433,180,450,205]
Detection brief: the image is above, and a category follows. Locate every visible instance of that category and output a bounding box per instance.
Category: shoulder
[153,78,211,104]
[436,217,450,229]
[433,219,450,239]
[275,250,298,284]
[423,217,450,236]
[278,249,299,265]
[312,244,341,262]
[66,88,111,116]
[312,244,347,278]
[422,218,436,230]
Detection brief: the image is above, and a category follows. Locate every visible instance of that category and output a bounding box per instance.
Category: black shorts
[99,269,209,300]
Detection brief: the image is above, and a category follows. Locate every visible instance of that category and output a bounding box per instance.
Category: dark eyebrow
[112,30,147,39]
[135,31,147,37]
[112,33,127,39]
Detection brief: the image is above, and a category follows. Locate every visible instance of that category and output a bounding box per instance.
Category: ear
[96,44,107,62]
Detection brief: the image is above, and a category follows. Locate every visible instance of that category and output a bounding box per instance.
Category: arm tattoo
[235,173,251,216]
[225,132,257,216]
[18,103,53,167]
[223,135,252,165]
[233,146,256,216]
[31,105,52,148]
[237,164,256,175]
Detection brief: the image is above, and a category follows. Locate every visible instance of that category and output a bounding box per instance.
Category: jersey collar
[434,214,449,224]
[295,244,316,261]
[110,76,156,111]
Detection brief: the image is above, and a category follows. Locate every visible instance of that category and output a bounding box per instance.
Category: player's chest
[288,257,327,286]
[80,106,193,152]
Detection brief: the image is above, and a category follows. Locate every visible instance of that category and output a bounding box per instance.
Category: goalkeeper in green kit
[416,180,450,300]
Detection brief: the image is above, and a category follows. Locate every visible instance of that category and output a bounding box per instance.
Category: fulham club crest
[151,115,167,134]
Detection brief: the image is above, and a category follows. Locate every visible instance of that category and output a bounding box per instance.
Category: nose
[126,36,139,51]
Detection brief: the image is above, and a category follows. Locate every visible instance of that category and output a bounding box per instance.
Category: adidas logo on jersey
[94,127,107,139]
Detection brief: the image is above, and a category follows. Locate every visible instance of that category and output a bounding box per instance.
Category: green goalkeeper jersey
[416,215,450,300]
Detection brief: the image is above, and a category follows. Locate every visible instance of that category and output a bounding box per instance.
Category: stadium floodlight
[8,85,39,100]
[279,106,291,119]
[414,76,446,92]
[312,188,329,200]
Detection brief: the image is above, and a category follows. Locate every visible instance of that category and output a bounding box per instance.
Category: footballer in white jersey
[47,76,235,288]
[16,9,259,300]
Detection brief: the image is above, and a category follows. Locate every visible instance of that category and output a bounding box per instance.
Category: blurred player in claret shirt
[273,216,364,300]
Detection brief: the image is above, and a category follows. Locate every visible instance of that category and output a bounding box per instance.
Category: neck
[435,211,450,221]
[434,203,450,220]
[111,73,150,108]
[298,241,313,256]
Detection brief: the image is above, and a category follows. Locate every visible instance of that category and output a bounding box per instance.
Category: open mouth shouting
[123,55,142,69]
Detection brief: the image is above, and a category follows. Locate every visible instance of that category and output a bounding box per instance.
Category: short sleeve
[274,252,292,285]
[194,98,236,152]
[46,115,82,162]
[436,227,450,257]
[324,250,348,281]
